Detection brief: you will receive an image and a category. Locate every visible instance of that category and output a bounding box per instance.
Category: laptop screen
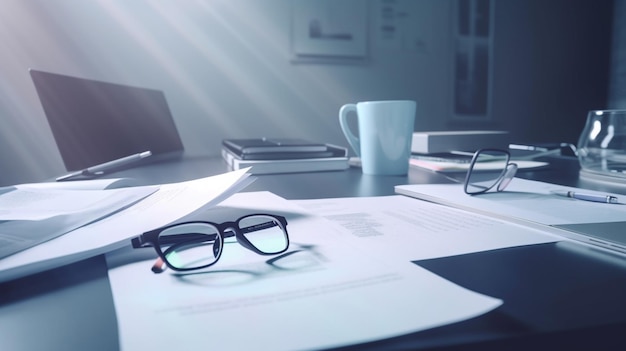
[30,69,184,171]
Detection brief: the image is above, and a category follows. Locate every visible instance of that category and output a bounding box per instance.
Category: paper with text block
[295,195,560,261]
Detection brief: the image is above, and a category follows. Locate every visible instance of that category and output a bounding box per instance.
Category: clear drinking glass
[577,110,626,177]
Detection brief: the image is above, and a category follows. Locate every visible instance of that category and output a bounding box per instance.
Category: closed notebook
[222,138,328,155]
[222,144,349,174]
[223,140,345,160]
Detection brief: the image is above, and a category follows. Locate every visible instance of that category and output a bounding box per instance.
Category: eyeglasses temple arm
[239,220,282,234]
[151,257,167,273]
[133,233,218,249]
[133,233,219,273]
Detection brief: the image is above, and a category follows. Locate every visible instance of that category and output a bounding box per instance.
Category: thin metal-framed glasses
[131,214,289,272]
[463,149,518,195]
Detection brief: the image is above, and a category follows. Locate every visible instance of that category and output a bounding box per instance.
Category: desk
[1,155,626,350]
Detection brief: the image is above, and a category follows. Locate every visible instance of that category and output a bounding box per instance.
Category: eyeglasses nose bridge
[221,223,238,238]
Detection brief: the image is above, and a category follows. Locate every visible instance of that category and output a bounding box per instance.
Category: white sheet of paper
[13,178,137,191]
[295,195,560,261]
[107,192,503,351]
[0,168,253,283]
[0,187,152,220]
[395,178,626,226]
[410,158,548,173]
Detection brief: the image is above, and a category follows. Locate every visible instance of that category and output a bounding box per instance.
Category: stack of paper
[0,184,158,260]
[409,156,548,173]
[0,168,254,283]
[411,130,509,154]
[395,178,626,254]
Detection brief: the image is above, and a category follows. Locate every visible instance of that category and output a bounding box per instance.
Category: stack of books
[411,130,510,154]
[221,138,349,174]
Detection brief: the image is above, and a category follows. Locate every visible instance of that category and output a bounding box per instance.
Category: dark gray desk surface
[2,155,626,351]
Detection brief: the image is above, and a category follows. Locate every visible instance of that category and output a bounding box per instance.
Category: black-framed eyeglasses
[131,214,289,272]
[463,149,518,195]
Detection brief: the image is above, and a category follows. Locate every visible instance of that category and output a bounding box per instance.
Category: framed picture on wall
[451,0,494,122]
[291,0,368,63]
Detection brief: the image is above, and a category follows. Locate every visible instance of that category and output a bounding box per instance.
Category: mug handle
[339,104,360,157]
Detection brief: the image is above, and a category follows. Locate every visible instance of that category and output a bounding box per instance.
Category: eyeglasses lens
[465,150,511,194]
[157,223,222,270]
[239,215,288,254]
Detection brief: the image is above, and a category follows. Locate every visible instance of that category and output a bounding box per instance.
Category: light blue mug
[339,100,416,175]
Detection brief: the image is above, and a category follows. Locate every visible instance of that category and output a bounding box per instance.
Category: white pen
[551,190,620,204]
[56,151,152,181]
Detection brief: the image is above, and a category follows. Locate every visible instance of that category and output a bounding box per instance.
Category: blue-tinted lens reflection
[158,223,222,270]
[239,215,288,254]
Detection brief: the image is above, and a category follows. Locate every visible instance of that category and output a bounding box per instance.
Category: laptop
[30,69,184,172]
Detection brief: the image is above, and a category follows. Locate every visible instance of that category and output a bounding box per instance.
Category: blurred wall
[0,0,616,185]
[609,0,626,108]
[490,0,614,145]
